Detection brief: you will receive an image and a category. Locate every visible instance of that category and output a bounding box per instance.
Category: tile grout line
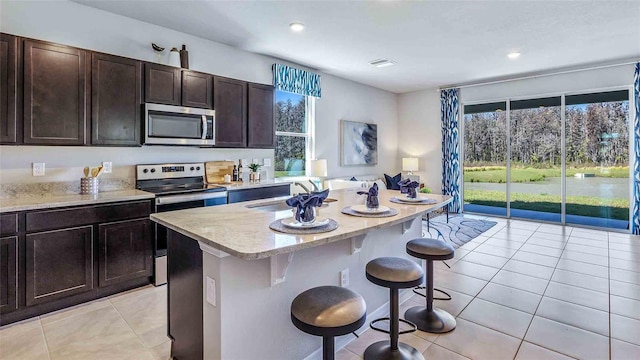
[511,221,577,359]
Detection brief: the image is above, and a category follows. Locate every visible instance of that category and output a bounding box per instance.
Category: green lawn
[275,170,305,177]
[464,189,629,220]
[464,166,629,183]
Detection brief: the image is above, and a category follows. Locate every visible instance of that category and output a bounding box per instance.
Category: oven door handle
[201,115,208,140]
[155,191,228,205]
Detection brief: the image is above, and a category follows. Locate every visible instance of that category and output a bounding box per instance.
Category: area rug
[422,215,497,248]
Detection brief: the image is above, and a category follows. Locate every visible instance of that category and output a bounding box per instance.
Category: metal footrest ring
[369,317,417,335]
[412,286,452,301]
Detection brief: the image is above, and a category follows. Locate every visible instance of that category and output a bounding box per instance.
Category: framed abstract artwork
[341,120,378,166]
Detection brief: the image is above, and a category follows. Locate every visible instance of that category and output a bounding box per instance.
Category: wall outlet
[102,161,112,174]
[206,276,216,307]
[241,159,248,167]
[263,158,272,167]
[32,163,45,177]
[340,268,349,287]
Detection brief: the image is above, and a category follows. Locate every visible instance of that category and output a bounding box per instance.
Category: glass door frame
[460,85,634,231]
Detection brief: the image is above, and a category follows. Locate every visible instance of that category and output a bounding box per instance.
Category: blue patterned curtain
[272,64,321,98]
[441,88,461,213]
[632,63,640,234]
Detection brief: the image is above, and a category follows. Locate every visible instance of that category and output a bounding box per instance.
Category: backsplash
[0,146,275,195]
[0,178,136,199]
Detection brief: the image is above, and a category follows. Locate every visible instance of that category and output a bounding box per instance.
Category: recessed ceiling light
[289,22,305,32]
[507,51,521,59]
[369,58,395,68]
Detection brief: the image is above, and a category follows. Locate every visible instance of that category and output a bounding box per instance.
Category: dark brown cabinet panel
[98,218,151,287]
[23,40,89,145]
[247,83,275,148]
[1,34,19,144]
[0,213,18,236]
[26,226,93,306]
[182,70,212,109]
[0,236,18,313]
[92,53,142,145]
[214,76,247,147]
[144,63,181,106]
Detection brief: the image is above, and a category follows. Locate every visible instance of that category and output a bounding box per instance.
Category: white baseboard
[303,289,416,360]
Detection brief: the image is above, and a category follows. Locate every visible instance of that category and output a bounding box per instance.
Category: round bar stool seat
[291,286,366,360]
[405,238,456,334]
[364,257,425,360]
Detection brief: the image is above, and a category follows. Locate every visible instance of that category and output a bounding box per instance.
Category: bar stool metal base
[364,341,425,360]
[404,306,456,334]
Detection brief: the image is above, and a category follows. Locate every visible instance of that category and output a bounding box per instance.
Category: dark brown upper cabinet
[0,34,19,144]
[247,83,275,148]
[182,70,212,109]
[23,40,89,145]
[214,76,247,147]
[92,53,142,146]
[144,63,181,106]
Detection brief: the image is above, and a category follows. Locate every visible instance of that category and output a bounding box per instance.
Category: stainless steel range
[136,162,227,286]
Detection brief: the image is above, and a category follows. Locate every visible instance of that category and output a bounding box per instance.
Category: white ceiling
[73,0,640,93]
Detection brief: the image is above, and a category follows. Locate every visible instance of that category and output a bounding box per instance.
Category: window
[274,90,314,177]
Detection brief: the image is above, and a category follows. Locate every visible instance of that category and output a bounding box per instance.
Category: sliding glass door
[564,90,630,229]
[462,89,631,230]
[463,102,508,216]
[509,97,562,222]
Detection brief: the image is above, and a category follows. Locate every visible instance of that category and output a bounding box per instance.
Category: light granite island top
[0,189,155,213]
[150,188,452,260]
[154,188,452,360]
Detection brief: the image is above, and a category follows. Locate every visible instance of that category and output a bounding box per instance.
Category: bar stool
[291,286,366,360]
[364,257,425,360]
[404,238,456,333]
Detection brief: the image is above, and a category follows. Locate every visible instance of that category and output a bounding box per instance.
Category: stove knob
[190,167,195,171]
[150,168,156,173]
[196,166,201,171]
[143,169,149,174]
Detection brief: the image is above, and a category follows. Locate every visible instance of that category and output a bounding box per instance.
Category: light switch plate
[32,163,45,177]
[263,158,272,167]
[206,276,216,307]
[340,268,349,287]
[102,161,112,174]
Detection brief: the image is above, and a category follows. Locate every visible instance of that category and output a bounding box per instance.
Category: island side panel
[167,230,204,360]
[203,217,423,360]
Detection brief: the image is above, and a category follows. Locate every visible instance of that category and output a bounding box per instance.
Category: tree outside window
[274,90,311,177]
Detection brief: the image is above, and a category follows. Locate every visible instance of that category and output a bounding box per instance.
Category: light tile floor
[1,216,639,359]
[0,284,170,360]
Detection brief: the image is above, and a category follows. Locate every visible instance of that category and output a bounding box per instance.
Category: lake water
[465,177,630,200]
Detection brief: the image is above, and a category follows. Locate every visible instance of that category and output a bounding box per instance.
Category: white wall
[397,64,637,195]
[0,0,398,186]
[397,88,442,193]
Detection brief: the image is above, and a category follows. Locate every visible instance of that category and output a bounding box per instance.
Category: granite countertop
[0,189,155,213]
[151,189,452,260]
[208,179,291,191]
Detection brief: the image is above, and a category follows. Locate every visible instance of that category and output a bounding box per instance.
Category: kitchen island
[151,189,451,360]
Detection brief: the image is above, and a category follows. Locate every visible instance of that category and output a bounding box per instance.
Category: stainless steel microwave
[144,103,215,146]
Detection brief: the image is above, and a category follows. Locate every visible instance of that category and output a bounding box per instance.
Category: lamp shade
[402,157,419,172]
[309,159,328,177]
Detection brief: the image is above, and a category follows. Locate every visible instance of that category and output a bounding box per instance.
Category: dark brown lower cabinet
[0,236,18,313]
[26,226,93,306]
[99,218,152,287]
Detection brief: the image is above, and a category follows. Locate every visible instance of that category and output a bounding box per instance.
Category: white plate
[393,196,436,204]
[281,217,331,229]
[351,205,391,214]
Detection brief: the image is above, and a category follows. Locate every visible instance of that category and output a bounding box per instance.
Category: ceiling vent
[369,58,395,68]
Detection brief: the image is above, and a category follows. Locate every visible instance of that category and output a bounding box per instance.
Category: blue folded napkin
[398,179,419,189]
[286,190,330,222]
[357,183,378,197]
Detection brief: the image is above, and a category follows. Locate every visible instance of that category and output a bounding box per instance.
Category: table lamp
[309,159,328,191]
[402,157,419,175]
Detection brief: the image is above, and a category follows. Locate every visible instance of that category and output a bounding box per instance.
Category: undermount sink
[246,198,335,212]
